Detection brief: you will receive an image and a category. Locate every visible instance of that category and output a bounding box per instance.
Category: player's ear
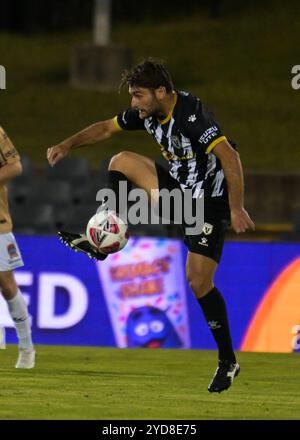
[155,86,167,100]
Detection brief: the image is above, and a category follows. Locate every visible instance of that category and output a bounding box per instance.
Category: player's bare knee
[0,271,18,300]
[108,151,133,174]
[1,281,18,300]
[187,273,213,298]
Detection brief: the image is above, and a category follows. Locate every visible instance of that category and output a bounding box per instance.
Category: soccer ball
[86,210,129,254]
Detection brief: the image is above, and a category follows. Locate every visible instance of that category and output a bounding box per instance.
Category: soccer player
[0,126,35,368]
[47,59,255,392]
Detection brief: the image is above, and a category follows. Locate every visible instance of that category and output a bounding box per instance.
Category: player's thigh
[0,270,18,299]
[109,151,159,199]
[0,269,15,285]
[186,251,218,297]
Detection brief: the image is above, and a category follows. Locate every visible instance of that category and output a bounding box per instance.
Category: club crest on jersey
[202,223,214,235]
[170,136,182,149]
[7,243,18,259]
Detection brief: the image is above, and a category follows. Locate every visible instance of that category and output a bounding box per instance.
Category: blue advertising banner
[185,242,300,352]
[0,236,299,353]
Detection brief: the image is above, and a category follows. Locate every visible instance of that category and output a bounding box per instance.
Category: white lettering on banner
[37,273,89,329]
[0,271,33,327]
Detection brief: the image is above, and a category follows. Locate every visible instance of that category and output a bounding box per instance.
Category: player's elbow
[15,160,23,176]
[11,160,23,178]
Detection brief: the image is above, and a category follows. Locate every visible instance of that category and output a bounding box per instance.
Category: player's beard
[138,109,149,119]
[138,98,161,119]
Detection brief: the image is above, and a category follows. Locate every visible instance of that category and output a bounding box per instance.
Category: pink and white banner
[96,237,191,348]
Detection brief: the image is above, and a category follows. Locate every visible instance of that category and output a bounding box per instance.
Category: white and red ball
[86,210,129,254]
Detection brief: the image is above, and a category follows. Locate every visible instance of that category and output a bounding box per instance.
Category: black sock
[104,170,132,218]
[198,287,236,363]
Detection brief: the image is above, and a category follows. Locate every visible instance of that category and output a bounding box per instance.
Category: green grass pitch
[0,345,299,420]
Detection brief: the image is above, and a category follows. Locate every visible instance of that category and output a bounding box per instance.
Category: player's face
[129,86,161,119]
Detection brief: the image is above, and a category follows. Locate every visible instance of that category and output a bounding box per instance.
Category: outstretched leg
[59,151,160,259]
[106,150,159,214]
[186,251,240,393]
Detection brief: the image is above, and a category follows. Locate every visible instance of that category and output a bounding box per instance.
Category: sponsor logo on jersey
[199,126,218,144]
[160,146,194,161]
[198,237,209,247]
[7,243,19,259]
[188,114,197,123]
[122,112,127,125]
[208,320,221,330]
[4,148,18,159]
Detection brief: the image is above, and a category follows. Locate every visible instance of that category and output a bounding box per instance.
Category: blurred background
[0,0,300,355]
[1,0,300,237]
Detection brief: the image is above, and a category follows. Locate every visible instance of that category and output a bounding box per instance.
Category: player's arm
[0,127,22,184]
[47,118,121,167]
[0,160,22,185]
[212,139,255,234]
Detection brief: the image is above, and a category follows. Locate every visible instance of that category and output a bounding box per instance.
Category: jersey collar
[157,91,178,125]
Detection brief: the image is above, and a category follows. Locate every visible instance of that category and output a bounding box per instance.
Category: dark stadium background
[1,0,299,233]
[0,0,299,421]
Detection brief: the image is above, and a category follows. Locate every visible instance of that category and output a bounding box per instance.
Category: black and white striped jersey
[114,90,236,207]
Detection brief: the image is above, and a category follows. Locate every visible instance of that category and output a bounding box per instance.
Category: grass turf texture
[0,1,300,171]
[0,345,299,420]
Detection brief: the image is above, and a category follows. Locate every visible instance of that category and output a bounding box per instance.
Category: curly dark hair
[119,58,174,93]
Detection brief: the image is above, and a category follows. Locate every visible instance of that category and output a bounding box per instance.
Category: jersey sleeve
[0,126,20,166]
[183,100,227,154]
[113,109,146,131]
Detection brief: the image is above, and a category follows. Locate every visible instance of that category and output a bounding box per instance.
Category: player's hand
[231,208,255,234]
[47,143,69,167]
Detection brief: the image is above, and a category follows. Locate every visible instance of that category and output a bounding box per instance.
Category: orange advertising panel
[241,258,300,353]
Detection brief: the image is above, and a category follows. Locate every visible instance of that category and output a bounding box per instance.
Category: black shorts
[155,162,231,263]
